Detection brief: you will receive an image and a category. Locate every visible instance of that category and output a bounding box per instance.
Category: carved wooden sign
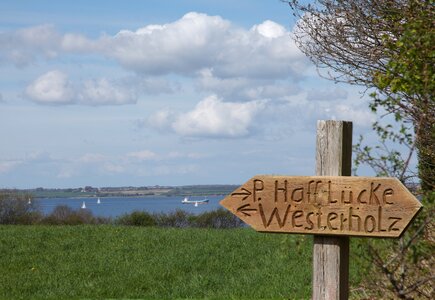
[220,176,422,238]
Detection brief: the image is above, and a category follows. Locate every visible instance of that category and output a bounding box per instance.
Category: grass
[0,225,366,299]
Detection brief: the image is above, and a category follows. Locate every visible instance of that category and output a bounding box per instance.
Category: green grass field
[0,225,366,299]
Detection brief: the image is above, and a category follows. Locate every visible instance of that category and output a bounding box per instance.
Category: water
[36,195,225,218]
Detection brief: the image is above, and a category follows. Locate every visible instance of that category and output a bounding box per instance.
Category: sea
[35,195,225,218]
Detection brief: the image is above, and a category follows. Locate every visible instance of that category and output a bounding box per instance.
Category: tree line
[283,1,433,298]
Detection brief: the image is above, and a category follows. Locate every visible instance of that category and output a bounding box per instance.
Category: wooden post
[221,119,421,298]
[313,120,352,300]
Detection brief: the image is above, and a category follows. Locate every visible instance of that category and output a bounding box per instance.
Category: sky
[0,0,378,189]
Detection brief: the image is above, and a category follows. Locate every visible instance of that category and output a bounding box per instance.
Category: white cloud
[25,70,139,105]
[7,14,374,129]
[79,78,136,105]
[308,88,374,127]
[0,148,214,185]
[6,13,311,108]
[0,160,22,174]
[152,164,199,176]
[252,20,286,38]
[25,70,74,104]
[147,110,177,131]
[0,152,59,175]
[138,77,180,95]
[16,24,60,50]
[150,95,267,138]
[103,162,126,174]
[25,69,180,106]
[197,68,300,101]
[329,104,376,126]
[306,87,348,102]
[77,153,107,163]
[102,12,232,75]
[127,150,158,161]
[173,95,265,137]
[61,33,97,52]
[167,151,205,159]
[57,167,78,179]
[298,87,375,127]
[3,13,307,79]
[0,24,60,66]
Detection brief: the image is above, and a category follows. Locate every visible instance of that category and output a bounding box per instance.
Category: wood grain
[314,120,351,300]
[220,175,421,237]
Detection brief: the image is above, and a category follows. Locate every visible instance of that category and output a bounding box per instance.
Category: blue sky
[0,0,377,188]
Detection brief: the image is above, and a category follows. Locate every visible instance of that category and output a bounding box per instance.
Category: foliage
[284,0,434,192]
[369,0,435,192]
[41,205,110,225]
[0,192,41,225]
[194,208,245,229]
[284,1,434,298]
[353,121,434,299]
[352,107,434,297]
[116,209,245,229]
[352,4,435,298]
[353,121,415,185]
[283,0,402,85]
[352,194,434,299]
[115,210,157,227]
[153,209,195,228]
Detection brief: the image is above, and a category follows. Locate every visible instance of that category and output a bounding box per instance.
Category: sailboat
[181,196,209,207]
[97,198,101,204]
[28,198,31,205]
[81,201,86,209]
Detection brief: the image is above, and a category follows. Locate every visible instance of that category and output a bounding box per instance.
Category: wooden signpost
[220,120,422,300]
[220,175,422,238]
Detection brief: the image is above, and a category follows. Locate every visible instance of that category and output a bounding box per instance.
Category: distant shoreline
[35,193,229,199]
[3,184,238,199]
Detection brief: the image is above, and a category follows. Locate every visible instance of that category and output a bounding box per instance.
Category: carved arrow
[236,204,257,217]
[231,188,251,201]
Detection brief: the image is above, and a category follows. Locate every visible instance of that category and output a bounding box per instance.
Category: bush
[110,209,245,229]
[154,209,193,228]
[0,192,42,224]
[194,208,244,229]
[41,205,109,225]
[116,211,156,226]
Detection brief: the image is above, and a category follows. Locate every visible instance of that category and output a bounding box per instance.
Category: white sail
[181,196,209,206]
[81,201,86,209]
[97,198,101,204]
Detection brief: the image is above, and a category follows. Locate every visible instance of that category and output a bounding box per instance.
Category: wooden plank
[220,175,422,237]
[313,120,351,300]
[315,120,352,177]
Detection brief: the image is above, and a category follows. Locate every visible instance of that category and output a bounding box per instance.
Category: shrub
[154,209,193,228]
[116,211,156,226]
[114,209,245,229]
[47,205,75,223]
[0,192,42,224]
[41,205,108,225]
[194,208,244,229]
